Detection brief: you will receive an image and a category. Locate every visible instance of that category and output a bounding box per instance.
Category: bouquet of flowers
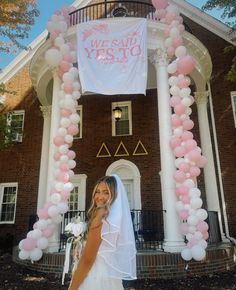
[62,216,87,284]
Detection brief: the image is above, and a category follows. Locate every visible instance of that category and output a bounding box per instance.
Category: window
[231,92,236,127]
[74,105,82,139]
[112,101,132,136]
[68,174,87,212]
[7,110,25,142]
[0,183,18,223]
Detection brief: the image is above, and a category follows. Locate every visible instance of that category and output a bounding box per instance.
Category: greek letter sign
[77,18,147,95]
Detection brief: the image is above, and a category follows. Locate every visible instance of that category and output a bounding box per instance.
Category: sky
[0,0,227,70]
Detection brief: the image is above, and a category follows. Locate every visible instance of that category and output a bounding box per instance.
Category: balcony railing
[58,210,222,252]
[69,1,155,26]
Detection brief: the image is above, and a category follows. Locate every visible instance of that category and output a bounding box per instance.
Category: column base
[163,240,186,253]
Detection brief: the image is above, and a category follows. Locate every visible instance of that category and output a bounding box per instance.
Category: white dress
[78,255,124,290]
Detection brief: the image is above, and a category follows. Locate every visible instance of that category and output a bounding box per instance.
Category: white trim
[106,159,141,210]
[70,174,87,211]
[0,182,18,224]
[231,91,236,128]
[112,101,132,136]
[74,105,83,139]
[7,110,25,142]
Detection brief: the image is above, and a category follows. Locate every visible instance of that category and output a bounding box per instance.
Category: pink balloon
[60,163,69,171]
[174,146,186,158]
[178,24,185,33]
[57,171,70,183]
[42,228,54,238]
[177,77,191,88]
[181,131,193,141]
[152,0,168,10]
[44,202,53,209]
[170,96,181,107]
[177,16,184,24]
[53,136,65,146]
[179,163,190,173]
[203,231,209,240]
[184,139,197,152]
[197,156,207,168]
[167,46,175,57]
[59,61,71,73]
[64,83,73,94]
[187,239,198,248]
[188,150,201,162]
[182,120,194,131]
[37,208,49,219]
[164,27,170,37]
[180,222,189,235]
[61,190,71,200]
[174,103,186,115]
[182,195,190,204]
[68,150,76,159]
[22,238,37,251]
[155,8,167,19]
[165,12,177,24]
[60,109,72,117]
[172,36,183,48]
[67,124,79,136]
[196,221,209,233]
[174,170,186,183]
[176,185,189,196]
[190,166,201,177]
[63,53,73,63]
[170,136,181,149]
[179,210,189,220]
[177,55,196,75]
[171,114,182,127]
[53,152,61,161]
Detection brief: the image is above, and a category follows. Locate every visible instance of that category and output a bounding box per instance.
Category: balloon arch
[18,0,208,263]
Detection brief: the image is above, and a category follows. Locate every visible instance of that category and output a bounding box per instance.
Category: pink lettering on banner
[83,30,143,64]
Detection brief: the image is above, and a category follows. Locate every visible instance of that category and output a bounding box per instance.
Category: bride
[68,175,137,290]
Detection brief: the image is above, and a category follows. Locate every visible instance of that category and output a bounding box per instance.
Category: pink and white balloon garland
[18,6,81,262]
[152,0,208,261]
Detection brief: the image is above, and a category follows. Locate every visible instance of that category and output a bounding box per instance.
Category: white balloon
[48,205,60,218]
[186,107,192,116]
[69,170,75,178]
[70,113,80,124]
[59,21,68,33]
[57,202,69,214]
[68,159,76,169]
[30,248,43,261]
[57,127,67,137]
[46,21,56,32]
[69,67,79,78]
[173,127,183,137]
[64,182,74,191]
[60,155,69,163]
[60,117,71,128]
[190,197,203,209]
[198,239,208,249]
[65,134,73,144]
[59,99,65,108]
[168,76,178,86]
[50,193,62,204]
[167,63,177,74]
[70,51,77,63]
[31,229,42,240]
[27,230,34,238]
[60,44,70,55]
[181,97,192,107]
[189,188,201,198]
[175,46,187,58]
[187,214,199,226]
[45,49,63,67]
[37,237,49,250]
[196,209,208,221]
[164,37,173,48]
[181,248,192,261]
[54,36,65,48]
[72,91,81,100]
[36,219,48,231]
[191,245,206,261]
[176,201,184,211]
[194,231,203,240]
[51,214,63,224]
[63,72,74,84]
[58,90,65,99]
[188,225,196,234]
[174,158,185,168]
[59,144,69,154]
[167,4,180,15]
[19,240,24,250]
[180,88,191,98]
[19,250,30,260]
[169,85,180,96]
[73,81,81,91]
[186,233,193,241]
[170,27,180,38]
[184,179,195,188]
[55,181,64,191]
[64,98,76,110]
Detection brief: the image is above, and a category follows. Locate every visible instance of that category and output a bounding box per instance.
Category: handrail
[69,0,155,26]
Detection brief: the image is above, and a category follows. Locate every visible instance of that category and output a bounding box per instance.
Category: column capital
[149,48,168,67]
[40,105,52,118]
[194,91,209,105]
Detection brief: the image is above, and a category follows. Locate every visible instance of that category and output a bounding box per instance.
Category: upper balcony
[69,0,155,26]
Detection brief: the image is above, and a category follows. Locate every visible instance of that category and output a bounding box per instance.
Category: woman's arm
[68,208,107,290]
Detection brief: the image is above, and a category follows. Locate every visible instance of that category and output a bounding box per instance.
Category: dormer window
[112,6,128,17]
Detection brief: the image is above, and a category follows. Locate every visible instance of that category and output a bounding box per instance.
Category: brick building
[0,0,235,278]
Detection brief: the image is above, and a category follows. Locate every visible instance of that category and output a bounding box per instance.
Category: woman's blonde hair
[87,176,117,226]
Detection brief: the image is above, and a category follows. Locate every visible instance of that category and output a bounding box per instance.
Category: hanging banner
[77,18,147,95]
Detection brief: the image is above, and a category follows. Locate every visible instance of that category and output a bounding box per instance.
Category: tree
[202,0,236,81]
[0,1,39,148]
[0,0,39,54]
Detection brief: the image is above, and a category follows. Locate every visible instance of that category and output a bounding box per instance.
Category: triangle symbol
[133,140,148,156]
[114,141,129,157]
[96,142,111,158]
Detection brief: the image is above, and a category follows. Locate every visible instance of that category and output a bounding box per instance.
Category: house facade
[0,0,235,278]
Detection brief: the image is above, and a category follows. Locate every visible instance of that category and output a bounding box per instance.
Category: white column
[195,92,226,241]
[37,106,51,210]
[150,48,185,252]
[47,70,61,252]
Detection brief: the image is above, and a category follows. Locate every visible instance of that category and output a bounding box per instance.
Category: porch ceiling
[29,19,212,105]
